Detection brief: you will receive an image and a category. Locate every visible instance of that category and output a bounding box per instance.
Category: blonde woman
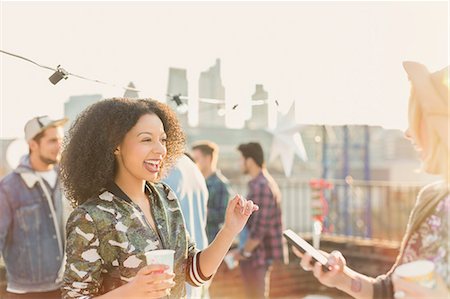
[296,62,449,299]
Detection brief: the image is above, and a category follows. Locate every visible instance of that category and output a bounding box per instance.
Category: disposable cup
[145,249,175,274]
[394,260,436,288]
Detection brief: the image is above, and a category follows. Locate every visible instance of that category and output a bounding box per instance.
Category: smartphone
[283,229,331,272]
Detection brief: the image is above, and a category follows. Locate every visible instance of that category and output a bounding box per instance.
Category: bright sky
[1,1,448,139]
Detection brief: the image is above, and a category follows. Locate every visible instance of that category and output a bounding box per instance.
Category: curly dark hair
[60,98,185,207]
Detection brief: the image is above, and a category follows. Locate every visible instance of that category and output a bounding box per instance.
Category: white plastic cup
[394,260,436,288]
[145,250,175,273]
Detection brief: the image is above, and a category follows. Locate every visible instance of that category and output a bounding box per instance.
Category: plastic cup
[145,250,175,274]
[394,260,436,288]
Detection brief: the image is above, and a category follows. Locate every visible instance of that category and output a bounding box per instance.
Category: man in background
[234,142,284,299]
[0,116,69,299]
[192,141,232,243]
[164,153,209,298]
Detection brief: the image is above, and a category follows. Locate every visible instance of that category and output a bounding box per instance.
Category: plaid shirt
[205,171,232,243]
[246,170,283,267]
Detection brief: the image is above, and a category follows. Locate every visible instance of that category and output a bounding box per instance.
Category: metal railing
[229,177,423,242]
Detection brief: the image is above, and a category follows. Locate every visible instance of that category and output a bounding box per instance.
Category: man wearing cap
[0,116,69,299]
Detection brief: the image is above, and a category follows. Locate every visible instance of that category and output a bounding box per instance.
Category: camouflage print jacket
[62,182,211,299]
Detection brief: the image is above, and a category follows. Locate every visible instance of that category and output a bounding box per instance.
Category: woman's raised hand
[223,194,259,236]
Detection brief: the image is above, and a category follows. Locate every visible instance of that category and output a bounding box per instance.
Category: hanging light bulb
[168,94,188,114]
[176,104,188,114]
[217,107,226,116]
[48,65,68,85]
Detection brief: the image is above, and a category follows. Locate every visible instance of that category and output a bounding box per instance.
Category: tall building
[123,82,139,98]
[64,94,102,130]
[246,84,269,129]
[198,59,226,127]
[167,68,188,127]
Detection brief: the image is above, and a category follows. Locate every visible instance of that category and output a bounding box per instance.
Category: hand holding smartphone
[283,229,331,272]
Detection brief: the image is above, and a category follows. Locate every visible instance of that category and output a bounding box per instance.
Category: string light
[1,49,281,113]
[167,94,188,114]
[0,49,138,92]
[48,65,68,85]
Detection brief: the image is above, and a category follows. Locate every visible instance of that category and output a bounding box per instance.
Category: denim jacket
[0,156,69,293]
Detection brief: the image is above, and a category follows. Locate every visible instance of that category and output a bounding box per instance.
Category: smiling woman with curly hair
[60,97,259,299]
[61,98,185,207]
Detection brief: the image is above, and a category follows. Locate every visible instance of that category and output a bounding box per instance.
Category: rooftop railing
[229,177,423,242]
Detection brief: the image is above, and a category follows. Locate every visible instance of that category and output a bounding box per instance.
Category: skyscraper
[123,82,139,98]
[167,67,189,127]
[246,84,269,129]
[198,59,226,127]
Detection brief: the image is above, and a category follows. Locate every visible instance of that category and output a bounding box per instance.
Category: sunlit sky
[1,1,448,139]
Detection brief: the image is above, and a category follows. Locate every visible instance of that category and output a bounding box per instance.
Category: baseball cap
[24,115,69,142]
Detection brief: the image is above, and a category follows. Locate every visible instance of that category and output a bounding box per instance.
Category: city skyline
[1,2,448,139]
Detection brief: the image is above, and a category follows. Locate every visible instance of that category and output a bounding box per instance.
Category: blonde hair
[407,66,449,179]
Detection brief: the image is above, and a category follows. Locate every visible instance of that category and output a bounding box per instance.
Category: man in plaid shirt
[234,142,283,299]
[192,141,232,243]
